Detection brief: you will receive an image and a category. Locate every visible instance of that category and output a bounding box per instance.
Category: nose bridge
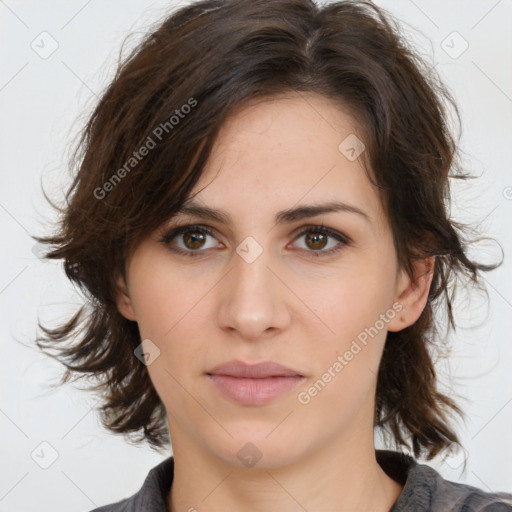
[217,237,288,339]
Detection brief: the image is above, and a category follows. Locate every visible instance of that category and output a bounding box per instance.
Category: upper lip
[206,360,304,378]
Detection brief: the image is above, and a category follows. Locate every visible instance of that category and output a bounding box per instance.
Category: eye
[291,225,350,257]
[159,224,350,258]
[159,225,220,257]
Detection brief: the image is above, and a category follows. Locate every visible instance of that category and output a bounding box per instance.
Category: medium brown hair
[32,0,501,458]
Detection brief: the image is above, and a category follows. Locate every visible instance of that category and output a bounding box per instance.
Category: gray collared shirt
[89,450,512,511]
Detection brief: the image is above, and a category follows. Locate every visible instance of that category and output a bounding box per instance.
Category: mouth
[205,359,306,406]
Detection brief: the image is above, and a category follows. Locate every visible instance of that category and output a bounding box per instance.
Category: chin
[206,433,305,471]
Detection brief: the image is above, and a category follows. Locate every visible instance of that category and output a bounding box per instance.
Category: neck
[167,430,403,512]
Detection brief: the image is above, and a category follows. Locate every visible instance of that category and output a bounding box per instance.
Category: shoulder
[87,496,131,512]
[415,463,512,512]
[377,450,512,512]
[85,455,175,512]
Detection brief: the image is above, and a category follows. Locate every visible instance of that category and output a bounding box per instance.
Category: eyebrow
[172,199,373,226]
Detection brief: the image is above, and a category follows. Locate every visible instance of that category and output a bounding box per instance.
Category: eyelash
[158,224,351,258]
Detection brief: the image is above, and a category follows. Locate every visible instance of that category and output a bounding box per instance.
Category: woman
[33,0,512,510]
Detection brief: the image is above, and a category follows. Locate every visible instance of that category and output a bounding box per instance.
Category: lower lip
[207,374,305,406]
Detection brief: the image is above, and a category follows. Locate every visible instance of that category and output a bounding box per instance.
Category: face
[116,92,433,470]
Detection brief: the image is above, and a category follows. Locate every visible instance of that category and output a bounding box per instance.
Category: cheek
[128,254,192,338]
[127,261,210,391]
[292,260,395,404]
[299,306,387,425]
[295,263,396,345]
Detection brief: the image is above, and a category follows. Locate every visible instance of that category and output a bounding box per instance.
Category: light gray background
[1,1,511,510]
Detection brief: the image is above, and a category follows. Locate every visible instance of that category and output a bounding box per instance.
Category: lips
[206,359,304,378]
[206,359,306,406]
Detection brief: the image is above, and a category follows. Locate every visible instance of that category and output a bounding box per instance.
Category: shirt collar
[124,450,431,511]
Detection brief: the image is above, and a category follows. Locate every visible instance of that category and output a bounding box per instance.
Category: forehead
[181,92,386,233]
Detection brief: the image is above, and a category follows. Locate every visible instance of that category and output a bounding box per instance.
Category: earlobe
[115,275,137,321]
[387,256,435,333]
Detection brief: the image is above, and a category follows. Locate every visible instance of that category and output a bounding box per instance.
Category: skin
[116,91,435,512]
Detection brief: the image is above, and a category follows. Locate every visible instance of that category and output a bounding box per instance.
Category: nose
[216,242,291,341]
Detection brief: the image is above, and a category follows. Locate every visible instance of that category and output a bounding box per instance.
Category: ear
[114,274,137,321]
[387,256,435,332]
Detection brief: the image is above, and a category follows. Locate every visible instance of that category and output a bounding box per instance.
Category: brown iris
[183,231,206,250]
[305,231,328,251]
